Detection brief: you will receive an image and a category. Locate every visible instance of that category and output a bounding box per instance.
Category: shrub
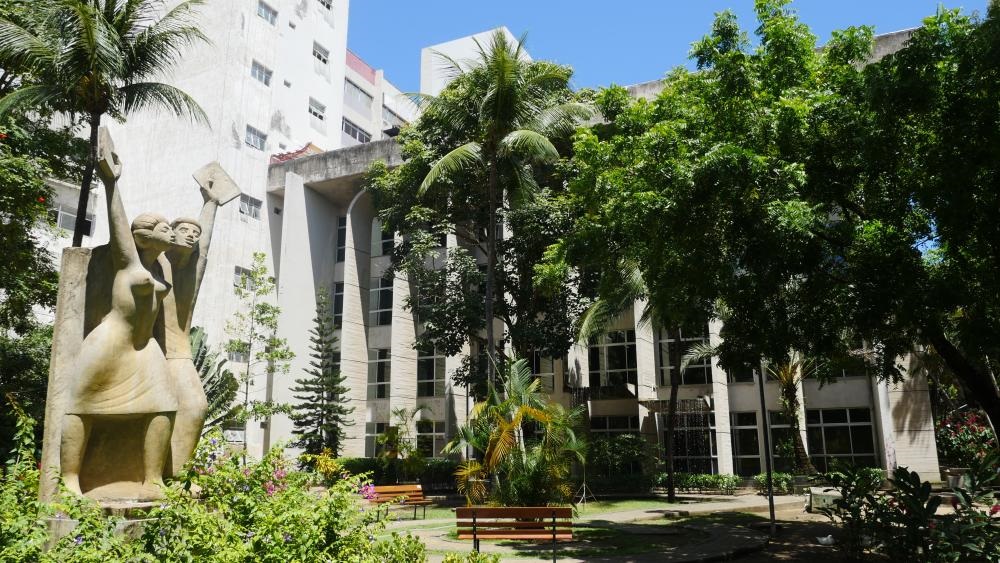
[442,552,502,563]
[817,458,1000,562]
[653,473,741,495]
[754,472,794,494]
[936,409,997,468]
[0,408,430,562]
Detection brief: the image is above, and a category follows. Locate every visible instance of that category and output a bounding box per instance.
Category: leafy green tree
[291,291,354,458]
[546,1,1000,435]
[368,30,592,384]
[0,325,51,451]
[225,252,294,435]
[0,0,209,246]
[189,327,238,431]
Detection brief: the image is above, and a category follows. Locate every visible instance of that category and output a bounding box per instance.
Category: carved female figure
[59,133,179,498]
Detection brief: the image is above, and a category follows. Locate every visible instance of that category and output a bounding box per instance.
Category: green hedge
[338,457,459,491]
[652,473,742,495]
[753,472,794,494]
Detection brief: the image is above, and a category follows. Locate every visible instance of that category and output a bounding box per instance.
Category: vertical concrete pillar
[886,361,940,478]
[708,319,734,475]
[389,231,418,445]
[339,190,373,457]
[633,300,657,402]
[272,171,336,455]
[443,234,470,448]
[872,378,897,471]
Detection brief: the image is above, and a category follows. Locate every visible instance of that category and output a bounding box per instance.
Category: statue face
[135,222,174,251]
[172,222,202,251]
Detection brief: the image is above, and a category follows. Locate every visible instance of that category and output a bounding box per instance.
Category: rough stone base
[43,502,157,550]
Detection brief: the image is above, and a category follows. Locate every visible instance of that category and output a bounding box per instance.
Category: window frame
[244,125,267,151]
[658,325,712,386]
[368,276,393,326]
[239,193,263,220]
[730,411,761,476]
[417,345,446,398]
[367,349,391,400]
[250,60,273,86]
[805,407,878,472]
[256,1,277,25]
[308,97,327,121]
[312,41,330,65]
[342,117,371,144]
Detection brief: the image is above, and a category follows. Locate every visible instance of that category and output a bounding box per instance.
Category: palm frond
[117,81,209,125]
[680,341,718,373]
[531,102,596,139]
[0,18,57,72]
[0,84,65,117]
[418,142,483,196]
[499,129,559,163]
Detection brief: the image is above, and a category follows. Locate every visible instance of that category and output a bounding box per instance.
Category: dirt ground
[736,506,846,562]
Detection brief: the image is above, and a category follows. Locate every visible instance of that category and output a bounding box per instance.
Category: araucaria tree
[0,0,209,246]
[291,291,354,457]
[225,252,294,430]
[367,30,592,386]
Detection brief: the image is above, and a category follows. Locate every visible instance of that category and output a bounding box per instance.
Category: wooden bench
[369,484,433,519]
[456,507,573,562]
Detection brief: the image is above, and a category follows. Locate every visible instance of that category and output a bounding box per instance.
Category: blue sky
[347,1,989,93]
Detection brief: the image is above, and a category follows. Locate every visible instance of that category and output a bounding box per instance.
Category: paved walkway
[388,494,805,563]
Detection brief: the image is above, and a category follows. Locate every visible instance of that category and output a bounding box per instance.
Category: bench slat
[455,507,572,519]
[457,533,574,540]
[457,522,572,529]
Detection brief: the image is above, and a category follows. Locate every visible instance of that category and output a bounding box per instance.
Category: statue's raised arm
[162,162,240,476]
[96,128,139,270]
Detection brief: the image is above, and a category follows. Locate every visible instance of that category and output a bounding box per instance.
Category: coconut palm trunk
[779,379,816,474]
[73,112,102,246]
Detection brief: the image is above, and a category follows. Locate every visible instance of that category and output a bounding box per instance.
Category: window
[589,415,640,436]
[727,365,756,384]
[308,98,326,121]
[658,325,712,386]
[245,125,267,151]
[382,105,406,129]
[367,349,390,399]
[365,422,387,457]
[731,412,761,476]
[767,411,801,473]
[416,420,447,458]
[344,79,374,113]
[336,216,347,262]
[369,276,392,326]
[317,0,332,9]
[250,61,273,86]
[417,345,446,397]
[233,266,255,289]
[663,404,717,473]
[379,225,393,256]
[587,330,638,397]
[312,42,329,65]
[342,117,371,144]
[806,408,877,472]
[239,194,262,220]
[256,1,277,24]
[228,341,250,364]
[48,204,95,237]
[530,351,555,393]
[332,282,344,328]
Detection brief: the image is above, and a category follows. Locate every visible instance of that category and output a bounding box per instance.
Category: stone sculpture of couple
[38,127,240,502]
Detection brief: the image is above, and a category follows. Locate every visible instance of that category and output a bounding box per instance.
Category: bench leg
[413,504,417,520]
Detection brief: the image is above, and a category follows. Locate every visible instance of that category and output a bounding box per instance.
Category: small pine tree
[292,290,354,457]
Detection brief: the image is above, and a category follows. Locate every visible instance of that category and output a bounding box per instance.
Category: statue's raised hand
[97,127,122,185]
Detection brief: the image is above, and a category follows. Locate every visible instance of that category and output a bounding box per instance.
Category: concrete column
[339,190,373,457]
[633,300,657,401]
[389,231,418,445]
[443,234,470,450]
[270,172,339,455]
[886,360,940,478]
[872,378,898,471]
[708,319,734,475]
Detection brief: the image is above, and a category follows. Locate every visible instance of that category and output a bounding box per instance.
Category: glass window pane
[807,427,824,455]
[735,428,759,455]
[806,409,821,425]
[823,409,848,424]
[849,408,872,423]
[824,427,852,454]
[851,426,875,454]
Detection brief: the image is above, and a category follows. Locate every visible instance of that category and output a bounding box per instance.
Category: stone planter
[945,467,971,489]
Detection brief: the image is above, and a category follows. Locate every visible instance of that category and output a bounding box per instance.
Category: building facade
[264,139,940,478]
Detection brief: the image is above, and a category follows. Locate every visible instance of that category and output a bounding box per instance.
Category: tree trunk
[665,327,682,503]
[72,114,101,247]
[926,328,1000,440]
[485,159,498,385]
[781,383,816,474]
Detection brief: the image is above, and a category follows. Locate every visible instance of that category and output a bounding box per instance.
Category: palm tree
[417,30,591,383]
[189,326,238,430]
[444,357,584,505]
[0,0,209,246]
[766,355,819,474]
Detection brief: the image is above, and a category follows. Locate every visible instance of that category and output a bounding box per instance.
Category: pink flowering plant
[936,410,997,468]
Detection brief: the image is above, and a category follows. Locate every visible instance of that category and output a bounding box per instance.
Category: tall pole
[756,368,777,536]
